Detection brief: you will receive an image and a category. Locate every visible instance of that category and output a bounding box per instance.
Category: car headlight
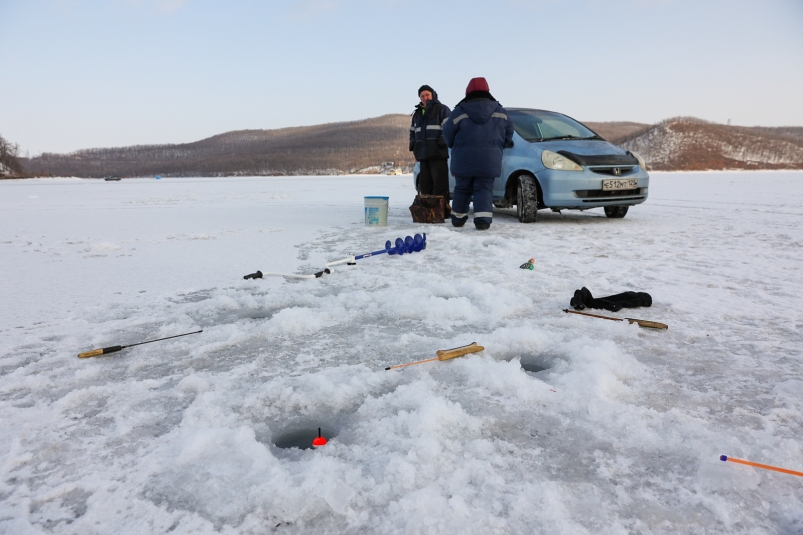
[631,151,647,170]
[541,150,583,171]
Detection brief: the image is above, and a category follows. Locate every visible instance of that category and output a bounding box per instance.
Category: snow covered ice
[1,172,802,534]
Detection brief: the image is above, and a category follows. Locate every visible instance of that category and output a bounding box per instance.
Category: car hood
[537,139,638,166]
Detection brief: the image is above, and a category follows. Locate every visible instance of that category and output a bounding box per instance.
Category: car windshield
[508,109,600,142]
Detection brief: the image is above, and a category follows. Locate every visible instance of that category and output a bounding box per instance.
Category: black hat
[418,85,435,96]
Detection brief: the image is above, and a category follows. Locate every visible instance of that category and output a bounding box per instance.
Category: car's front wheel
[604,205,629,218]
[516,174,538,223]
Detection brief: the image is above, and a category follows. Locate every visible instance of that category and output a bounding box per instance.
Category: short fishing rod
[563,309,668,330]
[77,330,203,358]
[385,342,484,370]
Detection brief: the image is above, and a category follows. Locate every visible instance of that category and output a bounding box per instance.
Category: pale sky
[2,0,802,155]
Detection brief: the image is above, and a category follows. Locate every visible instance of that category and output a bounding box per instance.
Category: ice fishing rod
[385,342,484,370]
[563,309,668,330]
[720,455,803,478]
[326,233,426,267]
[77,330,203,358]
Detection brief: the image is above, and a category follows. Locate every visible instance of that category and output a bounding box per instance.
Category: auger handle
[326,256,356,267]
[355,249,390,261]
[243,270,263,280]
[78,345,123,358]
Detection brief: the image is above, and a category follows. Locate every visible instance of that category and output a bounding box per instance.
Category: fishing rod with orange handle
[563,309,668,330]
[77,330,203,358]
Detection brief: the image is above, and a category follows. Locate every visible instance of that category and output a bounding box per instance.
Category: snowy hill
[617,117,803,170]
[17,116,803,177]
[19,115,417,178]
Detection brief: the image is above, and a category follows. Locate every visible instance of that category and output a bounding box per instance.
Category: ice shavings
[1,173,802,533]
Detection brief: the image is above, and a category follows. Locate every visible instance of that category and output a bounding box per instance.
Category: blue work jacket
[443,92,514,178]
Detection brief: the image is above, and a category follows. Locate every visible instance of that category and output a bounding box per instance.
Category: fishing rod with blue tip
[77,330,203,358]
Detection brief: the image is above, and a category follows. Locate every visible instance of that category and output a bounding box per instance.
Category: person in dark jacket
[442,78,513,230]
[410,85,451,202]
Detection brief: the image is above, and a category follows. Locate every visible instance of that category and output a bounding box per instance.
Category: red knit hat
[465,77,490,95]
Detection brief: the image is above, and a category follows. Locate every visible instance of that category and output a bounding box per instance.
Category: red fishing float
[312,427,327,447]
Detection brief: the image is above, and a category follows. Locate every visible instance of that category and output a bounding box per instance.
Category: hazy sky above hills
[2,0,802,154]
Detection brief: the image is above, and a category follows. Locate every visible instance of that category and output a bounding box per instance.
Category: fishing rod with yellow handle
[77,330,203,358]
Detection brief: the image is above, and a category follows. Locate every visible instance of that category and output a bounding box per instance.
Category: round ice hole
[516,356,553,374]
[521,362,548,373]
[273,426,337,450]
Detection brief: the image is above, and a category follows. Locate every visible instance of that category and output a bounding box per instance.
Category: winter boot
[451,214,468,227]
[475,221,490,231]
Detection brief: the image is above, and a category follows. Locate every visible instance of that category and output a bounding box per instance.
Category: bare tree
[0,134,24,175]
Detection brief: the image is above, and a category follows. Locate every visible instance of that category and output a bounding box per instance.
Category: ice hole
[520,361,548,373]
[243,311,274,320]
[517,355,554,374]
[272,425,338,450]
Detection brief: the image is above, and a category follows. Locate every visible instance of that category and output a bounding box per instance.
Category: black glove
[409,140,415,151]
[504,140,514,149]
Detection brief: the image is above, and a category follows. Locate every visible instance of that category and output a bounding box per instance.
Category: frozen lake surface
[1,172,802,534]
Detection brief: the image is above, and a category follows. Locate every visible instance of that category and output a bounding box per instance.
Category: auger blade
[412,233,425,252]
[404,236,414,253]
[395,237,405,255]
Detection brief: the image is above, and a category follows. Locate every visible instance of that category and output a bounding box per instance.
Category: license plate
[602,178,638,191]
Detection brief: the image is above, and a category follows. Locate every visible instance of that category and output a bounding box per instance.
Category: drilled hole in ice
[243,311,274,320]
[520,361,548,373]
[272,426,338,450]
[517,356,554,374]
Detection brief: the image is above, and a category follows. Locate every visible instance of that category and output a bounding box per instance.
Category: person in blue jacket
[442,78,513,230]
[409,85,451,204]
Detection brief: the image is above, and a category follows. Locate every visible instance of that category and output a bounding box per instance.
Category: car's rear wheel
[516,174,538,223]
[604,205,629,218]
